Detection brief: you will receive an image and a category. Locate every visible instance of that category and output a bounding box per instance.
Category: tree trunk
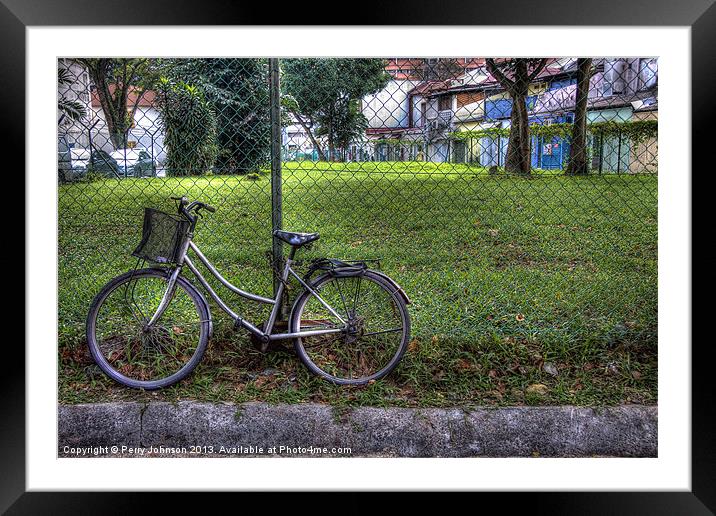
[566,58,593,176]
[81,59,130,150]
[108,127,127,150]
[327,130,335,162]
[486,58,541,176]
[289,110,327,161]
[505,90,532,174]
[327,105,335,161]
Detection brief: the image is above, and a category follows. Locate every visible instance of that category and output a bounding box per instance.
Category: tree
[76,58,159,149]
[167,59,271,174]
[156,78,218,176]
[486,58,548,175]
[282,59,389,161]
[566,58,594,176]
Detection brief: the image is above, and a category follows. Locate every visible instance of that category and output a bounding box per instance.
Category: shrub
[157,78,218,176]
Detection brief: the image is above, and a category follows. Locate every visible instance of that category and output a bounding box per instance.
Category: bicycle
[86,196,411,389]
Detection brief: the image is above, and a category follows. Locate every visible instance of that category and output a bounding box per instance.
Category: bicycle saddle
[273,230,320,247]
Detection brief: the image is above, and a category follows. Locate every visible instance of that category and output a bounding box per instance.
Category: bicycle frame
[149,236,346,343]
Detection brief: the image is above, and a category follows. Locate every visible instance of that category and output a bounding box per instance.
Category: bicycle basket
[132,208,191,264]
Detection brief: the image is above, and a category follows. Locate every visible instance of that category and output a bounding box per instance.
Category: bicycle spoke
[91,272,206,384]
[333,277,350,319]
[296,273,407,383]
[362,327,403,337]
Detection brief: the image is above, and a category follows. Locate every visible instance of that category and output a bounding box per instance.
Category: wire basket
[132,208,191,264]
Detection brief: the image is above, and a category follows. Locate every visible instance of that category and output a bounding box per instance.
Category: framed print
[9,0,711,511]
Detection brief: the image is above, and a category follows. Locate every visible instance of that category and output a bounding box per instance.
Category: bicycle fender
[303,269,411,306]
[369,270,411,305]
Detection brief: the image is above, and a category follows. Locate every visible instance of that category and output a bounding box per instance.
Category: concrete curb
[58,402,657,457]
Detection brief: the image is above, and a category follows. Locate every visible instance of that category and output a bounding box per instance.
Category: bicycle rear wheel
[86,268,210,390]
[290,270,410,385]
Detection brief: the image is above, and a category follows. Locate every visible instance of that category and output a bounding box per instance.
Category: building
[57,58,93,149]
[446,58,659,172]
[58,59,166,166]
[361,58,488,162]
[90,86,165,164]
[282,118,319,160]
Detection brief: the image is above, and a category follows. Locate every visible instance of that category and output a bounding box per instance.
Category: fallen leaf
[515,314,525,322]
[525,383,549,397]
[399,387,414,397]
[456,359,473,371]
[407,339,419,353]
[543,362,558,377]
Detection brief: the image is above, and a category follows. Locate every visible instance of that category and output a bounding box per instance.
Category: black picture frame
[8,0,710,512]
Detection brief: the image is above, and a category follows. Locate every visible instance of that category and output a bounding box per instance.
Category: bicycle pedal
[260,336,270,353]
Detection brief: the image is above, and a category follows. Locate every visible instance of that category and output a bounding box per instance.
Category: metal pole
[269,58,285,312]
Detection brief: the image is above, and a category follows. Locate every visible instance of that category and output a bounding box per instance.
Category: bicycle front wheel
[86,268,210,390]
[290,270,410,385]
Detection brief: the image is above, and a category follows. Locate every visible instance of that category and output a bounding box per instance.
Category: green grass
[58,162,657,407]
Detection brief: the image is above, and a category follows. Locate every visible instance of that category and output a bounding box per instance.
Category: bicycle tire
[290,269,410,385]
[86,268,211,390]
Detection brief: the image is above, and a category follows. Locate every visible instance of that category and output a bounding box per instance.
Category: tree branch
[289,109,326,161]
[527,58,549,81]
[486,58,516,95]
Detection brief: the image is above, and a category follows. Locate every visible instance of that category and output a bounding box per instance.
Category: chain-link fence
[58,57,657,385]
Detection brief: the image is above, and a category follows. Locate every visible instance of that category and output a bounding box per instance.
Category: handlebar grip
[203,204,216,213]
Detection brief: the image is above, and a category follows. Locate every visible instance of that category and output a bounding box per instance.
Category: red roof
[408,59,571,97]
[385,58,487,80]
[407,80,451,96]
[91,85,156,108]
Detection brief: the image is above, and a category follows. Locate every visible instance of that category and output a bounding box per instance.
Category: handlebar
[171,196,216,219]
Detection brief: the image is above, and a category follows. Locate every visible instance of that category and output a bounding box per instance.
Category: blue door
[538,136,570,169]
[480,137,497,166]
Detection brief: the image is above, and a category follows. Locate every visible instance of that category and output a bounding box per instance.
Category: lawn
[58,162,658,407]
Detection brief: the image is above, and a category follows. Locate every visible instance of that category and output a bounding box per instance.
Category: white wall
[57,59,93,148]
[90,105,166,163]
[362,79,417,128]
[130,107,166,163]
[283,123,315,153]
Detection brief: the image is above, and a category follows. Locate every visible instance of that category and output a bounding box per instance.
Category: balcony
[424,109,453,133]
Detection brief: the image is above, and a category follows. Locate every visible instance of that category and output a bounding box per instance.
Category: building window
[456,91,484,109]
[438,95,452,112]
[638,58,657,90]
